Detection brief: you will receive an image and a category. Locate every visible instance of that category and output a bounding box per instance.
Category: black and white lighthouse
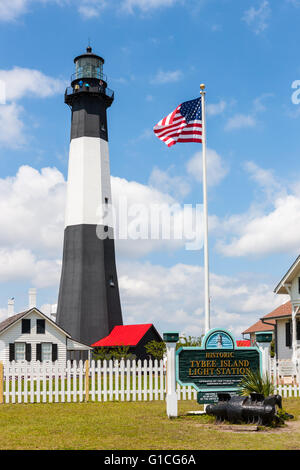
[56,47,123,346]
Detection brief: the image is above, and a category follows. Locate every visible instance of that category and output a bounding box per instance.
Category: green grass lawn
[0,398,299,450]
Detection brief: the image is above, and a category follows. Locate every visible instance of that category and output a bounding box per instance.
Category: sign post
[256,333,272,379]
[163,332,179,418]
[176,328,262,404]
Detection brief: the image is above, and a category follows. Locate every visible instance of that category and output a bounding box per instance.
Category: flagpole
[200,84,210,334]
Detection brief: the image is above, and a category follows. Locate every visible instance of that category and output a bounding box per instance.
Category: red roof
[242,319,275,335]
[92,324,153,347]
[263,301,292,320]
[236,340,251,347]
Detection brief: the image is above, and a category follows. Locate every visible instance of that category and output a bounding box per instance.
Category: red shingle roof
[242,301,292,335]
[242,319,275,335]
[263,301,292,320]
[92,324,153,347]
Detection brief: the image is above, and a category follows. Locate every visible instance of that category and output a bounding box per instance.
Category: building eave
[0,308,72,338]
[274,255,300,294]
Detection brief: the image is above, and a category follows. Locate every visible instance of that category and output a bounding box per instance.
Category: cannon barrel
[206,392,281,425]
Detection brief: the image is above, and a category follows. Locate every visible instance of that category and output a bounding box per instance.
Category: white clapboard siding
[0,309,67,368]
[6,359,298,404]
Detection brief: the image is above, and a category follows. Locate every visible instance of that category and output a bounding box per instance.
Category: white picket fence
[2,359,197,405]
[2,359,300,405]
[275,384,300,398]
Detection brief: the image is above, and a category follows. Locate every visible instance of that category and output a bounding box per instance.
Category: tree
[92,345,135,361]
[176,334,203,350]
[145,340,166,360]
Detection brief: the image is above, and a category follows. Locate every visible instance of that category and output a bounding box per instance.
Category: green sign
[256,333,272,343]
[176,328,261,403]
[163,332,179,343]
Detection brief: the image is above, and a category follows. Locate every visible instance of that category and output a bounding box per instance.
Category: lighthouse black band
[70,94,109,141]
[56,224,123,345]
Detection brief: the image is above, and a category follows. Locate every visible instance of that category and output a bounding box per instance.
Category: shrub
[145,340,166,360]
[238,369,274,397]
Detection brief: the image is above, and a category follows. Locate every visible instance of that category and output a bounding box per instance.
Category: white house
[274,256,300,368]
[0,304,92,365]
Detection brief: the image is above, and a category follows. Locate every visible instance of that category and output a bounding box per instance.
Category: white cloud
[0,165,204,287]
[118,260,287,337]
[225,113,256,131]
[0,0,183,21]
[186,148,228,187]
[244,161,285,203]
[122,0,179,13]
[0,165,65,254]
[242,0,271,34]
[0,308,8,322]
[149,166,190,199]
[0,103,26,148]
[0,0,28,21]
[0,0,67,22]
[218,194,300,257]
[207,100,226,117]
[253,93,273,113]
[0,67,66,148]
[216,162,300,258]
[0,248,61,287]
[78,0,107,18]
[0,67,65,101]
[150,69,183,84]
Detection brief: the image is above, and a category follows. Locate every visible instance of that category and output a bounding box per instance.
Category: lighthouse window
[104,225,108,232]
[109,277,115,288]
[105,198,109,204]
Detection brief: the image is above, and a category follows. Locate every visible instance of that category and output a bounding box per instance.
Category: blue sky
[0,0,300,338]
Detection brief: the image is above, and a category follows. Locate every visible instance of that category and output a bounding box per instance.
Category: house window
[21,319,31,334]
[36,319,45,334]
[297,321,300,341]
[41,343,52,362]
[15,343,25,361]
[286,321,292,348]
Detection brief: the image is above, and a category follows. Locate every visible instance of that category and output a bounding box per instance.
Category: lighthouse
[56,47,123,346]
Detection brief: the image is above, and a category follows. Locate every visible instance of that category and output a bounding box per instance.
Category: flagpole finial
[200,83,206,91]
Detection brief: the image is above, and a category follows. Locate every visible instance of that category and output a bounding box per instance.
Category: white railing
[2,359,300,405]
[2,359,197,405]
[275,384,300,398]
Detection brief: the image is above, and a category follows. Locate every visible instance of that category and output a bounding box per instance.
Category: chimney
[51,304,57,322]
[28,288,37,309]
[8,298,14,316]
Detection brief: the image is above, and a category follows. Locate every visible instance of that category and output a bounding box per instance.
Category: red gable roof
[236,340,251,347]
[242,319,275,335]
[263,301,292,320]
[92,324,153,347]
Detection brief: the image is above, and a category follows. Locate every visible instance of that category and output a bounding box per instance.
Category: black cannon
[206,392,283,426]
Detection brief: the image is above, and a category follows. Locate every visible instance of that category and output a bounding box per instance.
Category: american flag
[153,97,202,147]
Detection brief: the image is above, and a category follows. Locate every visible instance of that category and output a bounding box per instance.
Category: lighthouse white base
[65,136,112,228]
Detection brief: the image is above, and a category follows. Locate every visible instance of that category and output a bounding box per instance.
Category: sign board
[255,333,272,343]
[278,361,296,376]
[176,328,261,404]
